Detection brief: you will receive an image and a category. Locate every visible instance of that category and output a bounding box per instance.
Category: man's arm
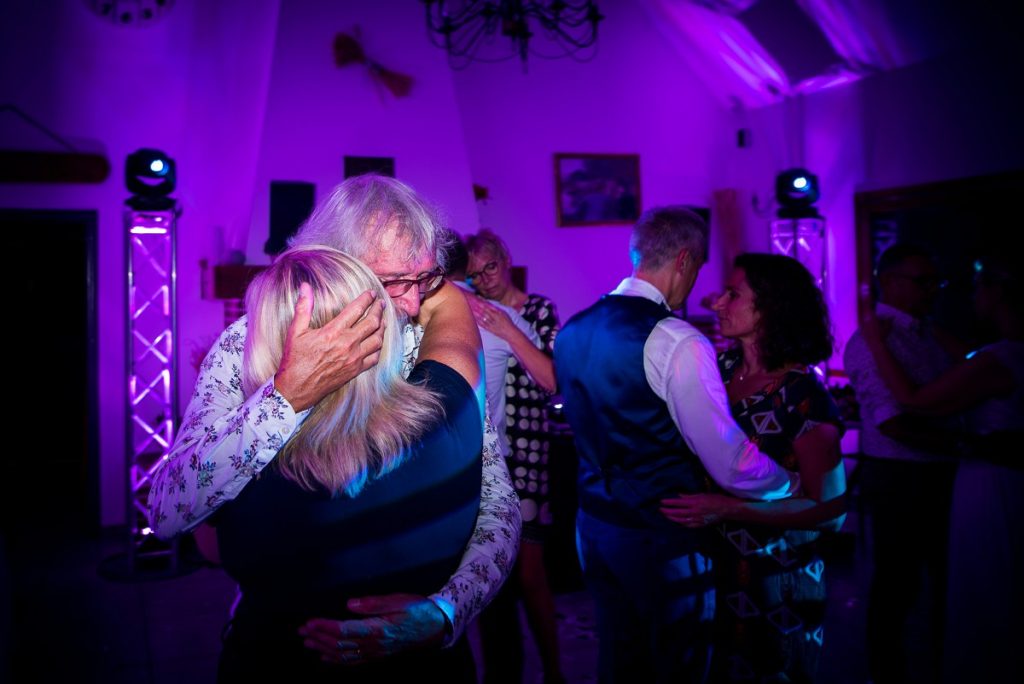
[300,416,521,663]
[415,281,523,637]
[301,324,522,663]
[647,322,798,500]
[147,318,302,537]
[863,321,1012,416]
[844,332,961,454]
[148,287,385,537]
[428,414,521,639]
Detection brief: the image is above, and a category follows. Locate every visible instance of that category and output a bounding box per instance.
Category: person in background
[661,253,846,683]
[465,229,564,684]
[443,234,542,465]
[554,206,798,683]
[843,243,960,684]
[860,253,1023,684]
[148,175,521,665]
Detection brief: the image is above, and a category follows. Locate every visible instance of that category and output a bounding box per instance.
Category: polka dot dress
[504,293,560,536]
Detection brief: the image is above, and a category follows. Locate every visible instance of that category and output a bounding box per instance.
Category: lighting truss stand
[100,201,200,581]
[770,216,827,288]
[770,216,829,379]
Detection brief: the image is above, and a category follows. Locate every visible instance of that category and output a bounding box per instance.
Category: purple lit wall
[0,0,283,525]
[0,0,477,526]
[2,0,1021,526]
[716,37,1024,367]
[246,1,479,263]
[451,0,731,324]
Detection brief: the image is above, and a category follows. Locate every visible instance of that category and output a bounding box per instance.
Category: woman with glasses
[661,253,847,684]
[212,246,485,682]
[860,254,1023,684]
[465,229,565,684]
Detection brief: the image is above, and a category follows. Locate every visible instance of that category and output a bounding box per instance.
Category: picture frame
[554,153,641,226]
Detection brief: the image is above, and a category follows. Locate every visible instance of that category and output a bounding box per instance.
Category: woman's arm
[465,295,557,393]
[661,423,847,532]
[300,284,514,663]
[417,280,484,397]
[863,317,1013,416]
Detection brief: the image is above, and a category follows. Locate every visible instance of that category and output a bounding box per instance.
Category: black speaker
[266,181,315,256]
[343,156,395,178]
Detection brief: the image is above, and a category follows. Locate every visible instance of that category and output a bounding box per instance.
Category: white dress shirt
[453,280,542,458]
[844,302,956,462]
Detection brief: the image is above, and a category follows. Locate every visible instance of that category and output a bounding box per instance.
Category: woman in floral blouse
[661,253,847,683]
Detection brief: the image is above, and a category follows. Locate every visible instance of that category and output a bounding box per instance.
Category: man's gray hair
[290,174,452,271]
[629,206,709,272]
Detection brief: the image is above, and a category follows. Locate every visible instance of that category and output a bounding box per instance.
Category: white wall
[246,0,478,263]
[452,0,732,322]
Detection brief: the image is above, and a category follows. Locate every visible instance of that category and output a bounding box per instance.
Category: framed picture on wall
[554,153,640,226]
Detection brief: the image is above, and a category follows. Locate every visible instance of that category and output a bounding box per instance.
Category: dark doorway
[2,209,99,531]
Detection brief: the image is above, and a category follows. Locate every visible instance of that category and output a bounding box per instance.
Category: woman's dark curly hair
[734,252,834,370]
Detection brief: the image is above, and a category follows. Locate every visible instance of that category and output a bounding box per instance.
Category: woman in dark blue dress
[661,253,847,683]
[212,246,486,683]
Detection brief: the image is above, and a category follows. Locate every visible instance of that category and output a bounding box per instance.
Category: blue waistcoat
[554,294,707,530]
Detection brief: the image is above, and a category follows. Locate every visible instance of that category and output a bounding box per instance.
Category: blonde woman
[213,246,485,683]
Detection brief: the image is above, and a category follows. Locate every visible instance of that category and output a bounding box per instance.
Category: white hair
[629,206,709,271]
[290,174,453,271]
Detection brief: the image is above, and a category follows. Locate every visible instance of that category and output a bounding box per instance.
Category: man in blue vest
[553,206,798,683]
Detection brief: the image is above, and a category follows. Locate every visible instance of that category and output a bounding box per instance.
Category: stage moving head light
[126,148,176,209]
[775,168,820,218]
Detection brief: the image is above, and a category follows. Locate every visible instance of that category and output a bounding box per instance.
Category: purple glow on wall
[2,0,1021,526]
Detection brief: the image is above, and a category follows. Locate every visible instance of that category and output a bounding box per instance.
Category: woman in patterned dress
[465,229,565,684]
[661,253,847,683]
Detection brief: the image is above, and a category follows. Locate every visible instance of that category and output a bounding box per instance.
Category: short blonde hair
[465,228,511,264]
[242,246,442,496]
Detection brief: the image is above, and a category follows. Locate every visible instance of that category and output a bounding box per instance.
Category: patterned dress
[711,349,843,684]
[504,293,560,539]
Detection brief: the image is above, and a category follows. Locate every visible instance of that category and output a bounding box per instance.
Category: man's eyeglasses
[379,269,445,297]
[467,260,499,282]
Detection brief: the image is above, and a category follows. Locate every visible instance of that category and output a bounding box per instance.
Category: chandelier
[422,1,604,69]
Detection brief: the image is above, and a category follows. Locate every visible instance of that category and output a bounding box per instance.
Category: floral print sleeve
[430,412,521,643]
[147,317,306,537]
[407,323,522,643]
[151,318,521,644]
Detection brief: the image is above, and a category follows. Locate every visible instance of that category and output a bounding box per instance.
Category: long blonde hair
[242,246,442,497]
